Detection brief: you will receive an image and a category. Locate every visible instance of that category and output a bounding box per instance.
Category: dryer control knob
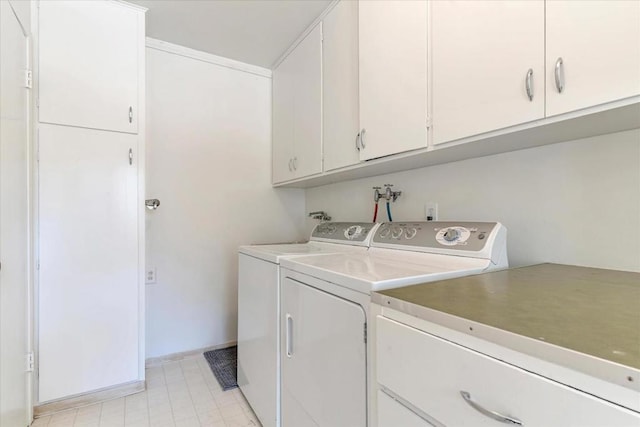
[391,226,404,239]
[405,228,418,239]
[443,228,460,242]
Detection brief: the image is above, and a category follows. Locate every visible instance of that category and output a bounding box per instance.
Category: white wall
[146,44,306,358]
[307,129,640,272]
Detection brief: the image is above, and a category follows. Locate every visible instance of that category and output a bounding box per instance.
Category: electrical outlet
[146,268,157,284]
[425,202,438,221]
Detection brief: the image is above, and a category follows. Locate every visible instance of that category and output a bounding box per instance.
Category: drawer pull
[460,391,523,426]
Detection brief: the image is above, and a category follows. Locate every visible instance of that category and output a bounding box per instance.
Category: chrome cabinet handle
[460,391,523,426]
[286,314,293,358]
[128,148,133,165]
[355,132,361,151]
[129,106,133,123]
[360,128,366,149]
[525,68,534,101]
[554,57,564,93]
[293,157,298,170]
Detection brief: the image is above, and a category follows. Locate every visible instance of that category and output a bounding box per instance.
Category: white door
[291,23,322,179]
[237,255,278,427]
[281,278,366,427]
[38,0,139,133]
[272,47,295,184]
[0,1,30,425]
[323,0,360,171]
[38,124,139,402]
[546,1,640,116]
[431,1,545,144]
[359,0,428,160]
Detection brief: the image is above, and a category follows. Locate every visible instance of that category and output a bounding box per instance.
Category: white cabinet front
[272,24,322,184]
[545,1,640,116]
[431,0,545,144]
[38,0,140,133]
[377,316,640,427]
[322,0,360,171]
[281,278,366,427]
[358,0,428,160]
[38,124,139,402]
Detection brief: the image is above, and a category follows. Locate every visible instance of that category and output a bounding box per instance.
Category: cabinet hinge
[24,70,32,89]
[364,323,367,344]
[26,352,34,372]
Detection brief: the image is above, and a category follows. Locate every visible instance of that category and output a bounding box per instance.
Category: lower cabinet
[38,124,141,402]
[376,316,640,427]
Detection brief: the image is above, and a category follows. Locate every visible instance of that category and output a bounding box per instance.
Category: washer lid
[280,248,492,295]
[239,241,368,264]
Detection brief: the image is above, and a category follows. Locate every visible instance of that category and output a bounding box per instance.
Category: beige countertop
[374,263,640,370]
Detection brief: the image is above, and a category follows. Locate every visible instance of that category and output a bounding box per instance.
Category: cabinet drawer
[377,316,640,427]
[377,390,436,427]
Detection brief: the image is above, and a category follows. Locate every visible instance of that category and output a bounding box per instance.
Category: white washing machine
[278,221,508,427]
[237,222,380,427]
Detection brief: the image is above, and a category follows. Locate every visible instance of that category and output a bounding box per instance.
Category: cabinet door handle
[554,57,564,94]
[355,132,361,151]
[288,158,293,172]
[286,314,293,358]
[293,157,298,170]
[460,391,522,426]
[129,106,133,123]
[360,128,366,149]
[128,148,133,165]
[525,68,534,101]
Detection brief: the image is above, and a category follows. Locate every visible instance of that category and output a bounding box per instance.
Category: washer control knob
[391,226,404,239]
[443,228,460,242]
[345,225,363,240]
[405,228,418,239]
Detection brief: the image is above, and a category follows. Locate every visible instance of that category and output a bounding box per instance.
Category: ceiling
[130,0,332,69]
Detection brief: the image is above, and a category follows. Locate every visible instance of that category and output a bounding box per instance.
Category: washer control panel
[311,222,377,243]
[372,221,498,251]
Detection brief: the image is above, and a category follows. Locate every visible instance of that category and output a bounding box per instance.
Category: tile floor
[31,355,261,427]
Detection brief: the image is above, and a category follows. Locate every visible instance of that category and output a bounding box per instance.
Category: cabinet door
[432,1,544,145]
[281,278,366,427]
[272,24,322,183]
[272,49,295,184]
[38,124,139,402]
[39,1,139,133]
[359,1,428,160]
[323,0,360,171]
[291,24,323,179]
[546,1,640,116]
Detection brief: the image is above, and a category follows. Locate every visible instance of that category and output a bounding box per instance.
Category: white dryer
[278,221,508,427]
[237,222,380,427]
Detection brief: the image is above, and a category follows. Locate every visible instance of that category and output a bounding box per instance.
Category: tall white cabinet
[36,0,146,403]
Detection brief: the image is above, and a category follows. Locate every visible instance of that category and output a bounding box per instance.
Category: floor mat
[204,346,238,391]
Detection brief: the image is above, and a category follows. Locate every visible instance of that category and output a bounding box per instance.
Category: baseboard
[34,380,145,418]
[145,341,237,368]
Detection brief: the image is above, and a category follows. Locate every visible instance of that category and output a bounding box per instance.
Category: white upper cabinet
[39,1,140,134]
[546,1,640,117]
[322,0,360,172]
[431,1,545,145]
[358,0,428,161]
[272,24,322,184]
